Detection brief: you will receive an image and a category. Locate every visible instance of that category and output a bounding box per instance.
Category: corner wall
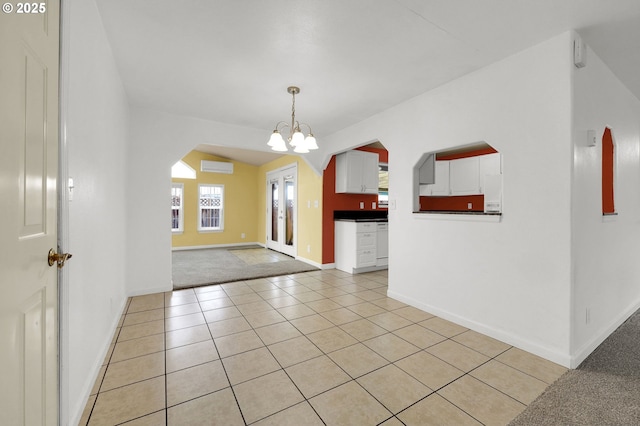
[571,37,640,366]
[320,32,575,365]
[126,108,273,296]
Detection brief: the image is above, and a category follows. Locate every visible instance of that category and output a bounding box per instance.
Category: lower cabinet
[335,221,388,274]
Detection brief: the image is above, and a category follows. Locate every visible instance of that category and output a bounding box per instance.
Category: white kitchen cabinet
[422,161,450,196]
[420,153,502,198]
[376,222,388,267]
[335,150,379,194]
[479,152,501,193]
[449,156,480,195]
[335,221,388,274]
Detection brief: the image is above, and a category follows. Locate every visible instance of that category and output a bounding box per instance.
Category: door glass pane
[271,180,279,242]
[284,176,294,246]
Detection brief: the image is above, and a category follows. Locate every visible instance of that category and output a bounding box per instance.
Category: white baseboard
[70,297,128,426]
[570,297,640,368]
[172,242,262,251]
[387,289,572,368]
[127,284,172,298]
[321,263,336,270]
[294,255,322,269]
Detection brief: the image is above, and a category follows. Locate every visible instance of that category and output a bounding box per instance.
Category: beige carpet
[172,246,318,289]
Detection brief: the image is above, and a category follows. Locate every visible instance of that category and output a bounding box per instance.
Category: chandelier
[267,86,318,153]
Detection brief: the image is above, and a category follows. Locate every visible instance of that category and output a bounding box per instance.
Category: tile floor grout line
[197,291,249,426]
[164,291,169,425]
[84,300,130,425]
[86,270,552,425]
[214,277,393,425]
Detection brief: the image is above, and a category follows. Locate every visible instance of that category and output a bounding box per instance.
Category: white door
[0,3,61,425]
[266,165,297,257]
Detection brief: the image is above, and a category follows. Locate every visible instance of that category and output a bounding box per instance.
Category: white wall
[320,33,576,366]
[571,39,640,366]
[126,108,270,296]
[64,0,130,423]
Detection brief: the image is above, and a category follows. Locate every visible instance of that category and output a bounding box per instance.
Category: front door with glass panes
[266,165,297,257]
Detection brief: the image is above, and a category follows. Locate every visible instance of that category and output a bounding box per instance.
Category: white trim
[58,1,72,423]
[172,242,262,251]
[127,285,171,297]
[266,163,298,257]
[197,183,224,232]
[387,289,572,368]
[413,212,502,223]
[69,297,127,426]
[294,255,322,269]
[570,297,640,368]
[171,183,184,233]
[321,263,336,270]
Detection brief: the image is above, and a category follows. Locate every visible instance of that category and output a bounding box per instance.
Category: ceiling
[95,0,640,165]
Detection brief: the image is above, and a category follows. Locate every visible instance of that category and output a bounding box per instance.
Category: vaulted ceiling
[96,0,640,163]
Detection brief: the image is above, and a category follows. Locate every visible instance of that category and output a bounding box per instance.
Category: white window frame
[198,184,224,232]
[171,183,184,233]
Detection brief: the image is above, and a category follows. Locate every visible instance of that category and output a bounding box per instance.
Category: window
[171,160,196,179]
[378,163,388,207]
[199,184,224,231]
[171,184,184,233]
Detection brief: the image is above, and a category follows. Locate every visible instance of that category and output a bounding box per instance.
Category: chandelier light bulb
[305,134,318,150]
[268,86,318,154]
[268,130,284,147]
[291,130,305,147]
[294,143,310,153]
[271,138,288,152]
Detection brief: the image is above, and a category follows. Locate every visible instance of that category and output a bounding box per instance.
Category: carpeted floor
[172,246,319,289]
[509,308,640,425]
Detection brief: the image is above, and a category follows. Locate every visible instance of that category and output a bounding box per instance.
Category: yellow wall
[172,150,323,265]
[257,156,323,265]
[172,150,259,247]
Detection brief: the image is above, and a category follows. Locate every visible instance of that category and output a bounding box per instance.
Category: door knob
[48,249,72,268]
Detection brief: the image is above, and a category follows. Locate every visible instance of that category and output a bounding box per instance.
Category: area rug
[172,246,318,289]
[508,308,640,425]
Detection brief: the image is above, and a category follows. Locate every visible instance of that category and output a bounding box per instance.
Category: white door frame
[58,1,72,424]
[266,163,297,257]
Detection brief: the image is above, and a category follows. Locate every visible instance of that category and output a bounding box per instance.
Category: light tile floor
[80,269,567,425]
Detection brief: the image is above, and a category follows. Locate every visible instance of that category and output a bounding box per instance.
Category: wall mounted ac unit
[201,160,233,174]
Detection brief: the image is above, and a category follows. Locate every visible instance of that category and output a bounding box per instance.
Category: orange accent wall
[436,146,497,160]
[322,147,388,264]
[602,128,615,214]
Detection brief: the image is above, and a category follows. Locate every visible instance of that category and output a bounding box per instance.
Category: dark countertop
[415,210,501,216]
[335,218,388,222]
[334,210,388,221]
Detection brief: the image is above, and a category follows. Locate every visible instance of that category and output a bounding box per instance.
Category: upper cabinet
[420,160,450,196]
[420,152,502,197]
[335,150,379,194]
[449,156,481,195]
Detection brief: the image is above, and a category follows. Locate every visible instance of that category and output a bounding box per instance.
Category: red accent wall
[602,128,615,214]
[420,195,484,212]
[436,146,497,161]
[322,147,388,264]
